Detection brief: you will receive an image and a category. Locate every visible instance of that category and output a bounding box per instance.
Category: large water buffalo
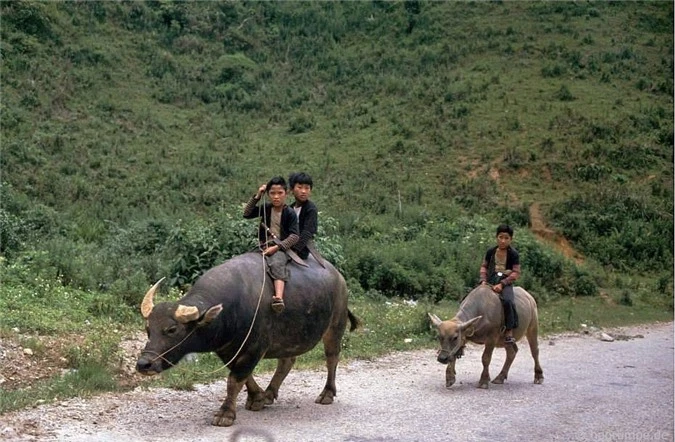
[136,252,359,427]
[428,285,544,389]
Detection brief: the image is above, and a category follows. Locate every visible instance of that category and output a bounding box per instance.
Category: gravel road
[2,322,673,442]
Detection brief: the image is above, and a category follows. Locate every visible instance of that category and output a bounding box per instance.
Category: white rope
[218,191,269,368]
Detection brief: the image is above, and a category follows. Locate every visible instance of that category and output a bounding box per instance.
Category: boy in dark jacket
[480,224,520,344]
[288,172,319,261]
[244,176,299,313]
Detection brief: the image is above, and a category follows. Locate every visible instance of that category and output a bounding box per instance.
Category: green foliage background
[1,0,673,316]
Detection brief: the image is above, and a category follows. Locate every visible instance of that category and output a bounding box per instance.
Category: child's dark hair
[496,224,513,237]
[288,172,313,189]
[266,176,287,192]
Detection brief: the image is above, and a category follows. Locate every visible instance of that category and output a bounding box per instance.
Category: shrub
[288,113,316,134]
[164,218,239,287]
[541,64,566,78]
[2,1,56,41]
[549,190,673,272]
[572,269,599,297]
[495,204,530,229]
[315,213,346,272]
[555,85,575,101]
[517,238,565,289]
[575,163,612,181]
[619,290,633,306]
[0,208,23,256]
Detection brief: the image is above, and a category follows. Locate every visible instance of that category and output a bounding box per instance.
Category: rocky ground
[0,330,146,392]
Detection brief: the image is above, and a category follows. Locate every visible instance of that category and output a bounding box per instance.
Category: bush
[0,208,23,256]
[572,269,599,297]
[2,1,56,41]
[495,203,530,228]
[555,85,575,101]
[341,215,592,302]
[550,189,673,272]
[288,113,316,133]
[541,64,566,78]
[315,213,346,272]
[517,238,564,281]
[164,215,251,287]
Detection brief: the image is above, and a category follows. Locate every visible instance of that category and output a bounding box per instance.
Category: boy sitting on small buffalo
[244,176,299,313]
[480,224,520,344]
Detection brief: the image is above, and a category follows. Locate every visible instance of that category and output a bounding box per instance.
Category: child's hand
[264,245,279,256]
[492,283,503,293]
[256,184,266,198]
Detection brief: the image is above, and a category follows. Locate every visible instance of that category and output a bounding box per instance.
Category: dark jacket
[480,246,520,286]
[243,196,299,251]
[291,199,318,259]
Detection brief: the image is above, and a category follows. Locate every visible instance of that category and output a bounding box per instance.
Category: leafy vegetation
[0,0,672,413]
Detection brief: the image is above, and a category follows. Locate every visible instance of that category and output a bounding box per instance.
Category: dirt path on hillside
[529,202,583,263]
[2,322,673,442]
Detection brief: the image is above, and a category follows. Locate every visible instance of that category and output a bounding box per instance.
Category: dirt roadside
[1,322,673,442]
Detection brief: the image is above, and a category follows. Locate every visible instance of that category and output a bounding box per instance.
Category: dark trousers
[500,285,519,330]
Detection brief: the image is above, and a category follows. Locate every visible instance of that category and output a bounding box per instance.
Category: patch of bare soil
[464,164,582,263]
[529,202,583,263]
[0,332,147,392]
[488,167,500,181]
[0,335,71,391]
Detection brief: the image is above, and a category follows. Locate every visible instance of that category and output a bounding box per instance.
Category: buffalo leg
[445,359,457,388]
[212,373,246,427]
[264,357,297,405]
[245,375,267,411]
[479,344,495,389]
[492,341,518,384]
[527,328,544,384]
[316,321,346,404]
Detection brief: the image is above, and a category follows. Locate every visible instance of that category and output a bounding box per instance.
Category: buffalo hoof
[477,382,489,389]
[245,393,266,411]
[534,377,544,385]
[315,389,335,405]
[445,378,456,389]
[492,374,507,384]
[212,409,236,427]
[264,389,276,405]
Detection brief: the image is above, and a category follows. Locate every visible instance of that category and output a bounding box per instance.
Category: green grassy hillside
[1,1,673,305]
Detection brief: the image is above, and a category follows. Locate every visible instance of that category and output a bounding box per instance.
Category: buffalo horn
[460,316,482,331]
[428,313,443,327]
[141,277,165,319]
[175,305,200,323]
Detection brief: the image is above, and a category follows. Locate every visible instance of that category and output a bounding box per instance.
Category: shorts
[266,252,291,281]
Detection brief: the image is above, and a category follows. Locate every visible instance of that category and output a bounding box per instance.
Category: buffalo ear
[197,304,223,326]
[428,313,443,328]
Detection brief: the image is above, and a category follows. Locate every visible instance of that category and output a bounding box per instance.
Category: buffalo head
[428,313,482,364]
[136,278,223,375]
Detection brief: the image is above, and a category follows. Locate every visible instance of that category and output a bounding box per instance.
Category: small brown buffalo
[429,285,544,389]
